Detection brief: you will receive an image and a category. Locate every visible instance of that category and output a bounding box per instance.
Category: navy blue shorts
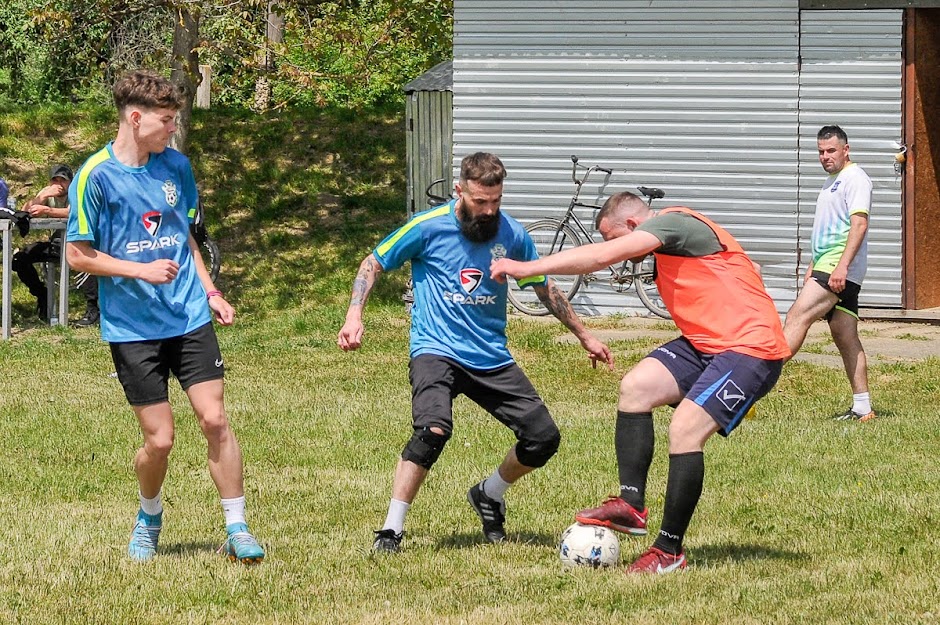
[647,337,784,436]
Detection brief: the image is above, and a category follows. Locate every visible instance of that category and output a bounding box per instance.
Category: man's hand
[828,265,848,293]
[581,335,615,370]
[27,204,51,217]
[208,294,235,325]
[138,259,180,284]
[490,258,522,283]
[337,318,364,351]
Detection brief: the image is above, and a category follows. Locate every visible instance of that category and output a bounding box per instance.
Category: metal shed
[404,60,454,217]
[452,1,940,317]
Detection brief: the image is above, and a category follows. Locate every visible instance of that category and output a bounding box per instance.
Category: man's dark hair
[460,152,507,187]
[113,70,184,113]
[817,125,848,144]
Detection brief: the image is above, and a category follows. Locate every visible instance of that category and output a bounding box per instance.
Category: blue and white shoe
[128,509,162,562]
[219,523,265,564]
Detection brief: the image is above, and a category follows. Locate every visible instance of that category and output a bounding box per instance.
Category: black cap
[49,164,73,183]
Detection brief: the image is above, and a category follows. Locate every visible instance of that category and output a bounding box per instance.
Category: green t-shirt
[635,212,722,257]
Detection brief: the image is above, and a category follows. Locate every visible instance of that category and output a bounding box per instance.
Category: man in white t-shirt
[783,125,875,422]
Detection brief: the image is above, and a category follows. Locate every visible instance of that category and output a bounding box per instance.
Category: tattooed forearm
[350,255,380,307]
[537,282,573,325]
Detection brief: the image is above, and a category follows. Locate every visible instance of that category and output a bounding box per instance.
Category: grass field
[1,105,939,624]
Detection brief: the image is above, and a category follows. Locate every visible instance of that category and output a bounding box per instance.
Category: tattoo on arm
[536,283,573,325]
[350,256,380,307]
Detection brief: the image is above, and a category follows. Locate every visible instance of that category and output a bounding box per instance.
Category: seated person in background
[12,164,100,325]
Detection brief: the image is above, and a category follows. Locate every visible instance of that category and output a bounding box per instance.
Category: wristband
[206,290,223,300]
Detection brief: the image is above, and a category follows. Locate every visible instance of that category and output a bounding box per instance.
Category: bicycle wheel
[507,219,584,316]
[200,236,221,283]
[632,256,670,319]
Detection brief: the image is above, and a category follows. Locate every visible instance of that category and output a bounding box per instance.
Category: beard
[458,209,501,243]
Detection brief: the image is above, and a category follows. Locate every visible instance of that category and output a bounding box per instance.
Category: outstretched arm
[491,230,661,282]
[532,279,614,370]
[338,253,384,351]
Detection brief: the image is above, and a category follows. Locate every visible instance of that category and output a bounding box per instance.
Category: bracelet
[206,290,223,300]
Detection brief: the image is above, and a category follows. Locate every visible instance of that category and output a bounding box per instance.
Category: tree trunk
[252,1,284,112]
[169,2,201,154]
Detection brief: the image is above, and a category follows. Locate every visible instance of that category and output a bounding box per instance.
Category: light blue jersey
[374,200,546,370]
[67,143,211,342]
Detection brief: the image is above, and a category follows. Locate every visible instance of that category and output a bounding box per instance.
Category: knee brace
[515,410,561,468]
[401,427,451,469]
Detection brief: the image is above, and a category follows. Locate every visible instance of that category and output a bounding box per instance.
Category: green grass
[1,105,940,624]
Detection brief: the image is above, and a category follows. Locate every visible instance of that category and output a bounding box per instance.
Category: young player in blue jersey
[65,70,264,564]
[338,152,614,553]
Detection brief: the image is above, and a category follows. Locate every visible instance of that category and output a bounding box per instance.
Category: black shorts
[409,354,555,439]
[811,270,862,320]
[647,337,784,437]
[109,322,224,406]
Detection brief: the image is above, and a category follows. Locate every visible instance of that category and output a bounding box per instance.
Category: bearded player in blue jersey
[338,152,614,553]
[65,70,264,564]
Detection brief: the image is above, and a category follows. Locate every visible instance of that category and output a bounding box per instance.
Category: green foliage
[0,0,453,109]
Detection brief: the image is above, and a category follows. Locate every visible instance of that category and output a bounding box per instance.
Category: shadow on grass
[689,542,806,566]
[436,530,557,550]
[160,541,224,558]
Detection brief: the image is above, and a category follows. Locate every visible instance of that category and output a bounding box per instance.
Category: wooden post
[196,64,211,109]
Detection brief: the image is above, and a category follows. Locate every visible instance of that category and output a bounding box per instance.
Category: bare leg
[186,379,244,499]
[829,310,870,394]
[783,280,839,360]
[132,402,175,498]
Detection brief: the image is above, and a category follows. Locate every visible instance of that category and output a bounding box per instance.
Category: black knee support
[401,427,451,469]
[515,410,561,468]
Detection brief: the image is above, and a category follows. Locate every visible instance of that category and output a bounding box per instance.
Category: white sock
[852,392,872,415]
[139,491,163,516]
[482,469,511,502]
[221,496,247,528]
[382,499,410,534]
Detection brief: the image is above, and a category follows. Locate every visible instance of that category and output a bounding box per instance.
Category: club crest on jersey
[162,180,179,207]
[830,181,842,193]
[460,268,484,294]
[142,211,162,237]
[490,244,507,260]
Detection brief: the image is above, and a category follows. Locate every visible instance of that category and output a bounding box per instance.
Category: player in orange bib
[491,191,790,574]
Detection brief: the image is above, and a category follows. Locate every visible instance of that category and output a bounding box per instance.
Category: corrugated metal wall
[454,1,802,315]
[452,0,904,315]
[406,90,454,217]
[798,9,904,308]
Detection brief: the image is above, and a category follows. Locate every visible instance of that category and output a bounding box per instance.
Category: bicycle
[190,199,221,283]
[505,155,671,319]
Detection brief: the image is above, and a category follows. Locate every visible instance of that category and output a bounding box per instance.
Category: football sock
[482,469,511,502]
[139,491,163,516]
[653,451,704,556]
[220,496,247,528]
[382,498,410,534]
[852,392,871,415]
[615,411,654,510]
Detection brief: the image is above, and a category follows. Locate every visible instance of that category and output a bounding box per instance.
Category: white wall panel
[454,1,801,315]
[798,9,904,308]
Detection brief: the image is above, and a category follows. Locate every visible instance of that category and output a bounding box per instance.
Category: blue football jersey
[67,143,211,342]
[374,200,546,370]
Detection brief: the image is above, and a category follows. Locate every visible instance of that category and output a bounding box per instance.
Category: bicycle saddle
[637,186,665,200]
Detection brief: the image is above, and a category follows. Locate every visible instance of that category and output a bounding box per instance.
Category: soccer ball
[558,522,620,569]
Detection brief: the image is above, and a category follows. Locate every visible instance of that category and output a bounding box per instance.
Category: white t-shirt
[811,162,872,285]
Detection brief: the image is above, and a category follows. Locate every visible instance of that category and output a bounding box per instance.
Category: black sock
[615,411,654,510]
[653,451,704,555]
